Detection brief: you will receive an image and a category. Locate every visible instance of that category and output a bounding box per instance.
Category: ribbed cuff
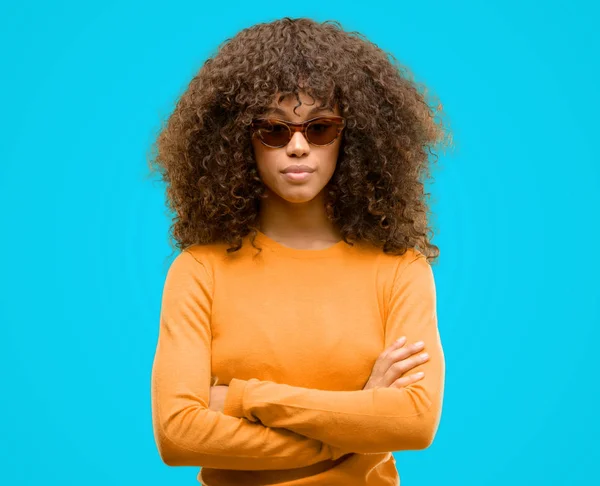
[222,378,248,419]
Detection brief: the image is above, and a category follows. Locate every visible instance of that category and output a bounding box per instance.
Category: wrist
[222,378,247,418]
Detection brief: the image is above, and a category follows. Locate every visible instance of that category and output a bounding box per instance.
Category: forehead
[263,91,337,116]
[263,105,336,117]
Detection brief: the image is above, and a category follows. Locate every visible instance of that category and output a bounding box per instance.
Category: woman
[149,16,451,486]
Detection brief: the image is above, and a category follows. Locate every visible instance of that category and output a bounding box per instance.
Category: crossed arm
[151,250,444,469]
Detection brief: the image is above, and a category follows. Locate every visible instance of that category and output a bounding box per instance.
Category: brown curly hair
[147,17,453,265]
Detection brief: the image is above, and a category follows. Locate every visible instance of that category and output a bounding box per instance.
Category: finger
[391,371,425,389]
[382,352,429,386]
[379,342,426,381]
[385,340,425,364]
[394,351,430,374]
[376,340,424,383]
[380,336,407,358]
[386,336,407,353]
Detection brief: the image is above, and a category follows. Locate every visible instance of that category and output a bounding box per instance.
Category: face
[251,91,343,204]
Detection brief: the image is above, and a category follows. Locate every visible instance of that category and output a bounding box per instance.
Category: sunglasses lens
[253,118,343,147]
[257,121,290,147]
[307,120,341,145]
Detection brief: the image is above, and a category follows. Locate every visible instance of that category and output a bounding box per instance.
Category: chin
[279,191,321,204]
[267,183,322,202]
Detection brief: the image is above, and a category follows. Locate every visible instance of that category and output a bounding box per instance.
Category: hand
[209,385,229,413]
[363,336,429,390]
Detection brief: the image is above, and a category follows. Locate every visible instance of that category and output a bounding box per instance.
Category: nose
[286,130,310,157]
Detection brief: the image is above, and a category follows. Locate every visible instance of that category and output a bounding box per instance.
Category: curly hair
[147,17,453,265]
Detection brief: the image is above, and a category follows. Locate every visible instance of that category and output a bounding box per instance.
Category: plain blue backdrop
[1,1,598,485]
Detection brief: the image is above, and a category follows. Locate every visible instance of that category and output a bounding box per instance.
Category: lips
[281,164,316,174]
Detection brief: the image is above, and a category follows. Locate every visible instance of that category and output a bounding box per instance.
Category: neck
[258,189,341,244]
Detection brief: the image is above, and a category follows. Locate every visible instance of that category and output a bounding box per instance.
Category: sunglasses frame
[251,115,346,148]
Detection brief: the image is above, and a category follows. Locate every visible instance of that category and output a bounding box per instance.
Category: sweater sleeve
[222,254,445,454]
[151,250,348,469]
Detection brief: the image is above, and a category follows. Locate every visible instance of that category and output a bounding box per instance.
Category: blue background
[1,1,598,484]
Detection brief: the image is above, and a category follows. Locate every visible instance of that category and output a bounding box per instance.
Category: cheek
[322,145,341,176]
[252,148,277,182]
[251,139,267,168]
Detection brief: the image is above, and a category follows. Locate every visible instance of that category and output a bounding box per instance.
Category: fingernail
[396,336,406,343]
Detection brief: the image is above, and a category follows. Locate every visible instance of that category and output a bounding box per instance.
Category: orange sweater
[151,230,445,485]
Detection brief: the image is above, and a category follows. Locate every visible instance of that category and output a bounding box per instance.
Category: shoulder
[377,247,428,274]
[165,243,222,280]
[173,241,238,277]
[181,241,228,264]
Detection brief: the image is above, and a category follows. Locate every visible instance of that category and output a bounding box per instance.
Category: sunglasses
[251,116,346,148]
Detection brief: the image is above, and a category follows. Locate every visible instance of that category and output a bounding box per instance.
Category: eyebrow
[263,105,335,118]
